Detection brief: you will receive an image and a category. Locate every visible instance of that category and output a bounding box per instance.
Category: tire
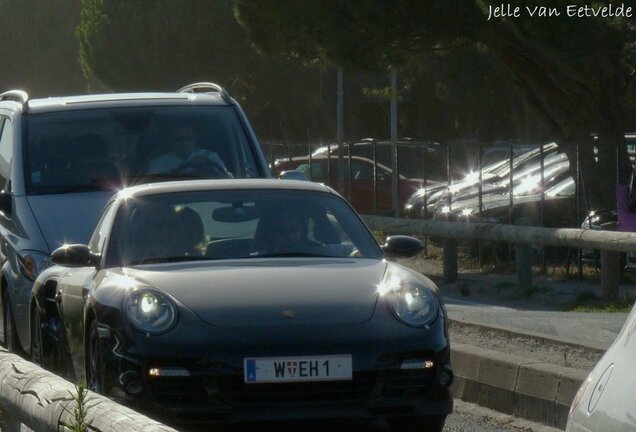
[388,415,446,432]
[3,293,19,353]
[86,321,105,394]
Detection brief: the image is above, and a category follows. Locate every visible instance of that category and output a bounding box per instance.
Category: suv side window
[0,117,13,191]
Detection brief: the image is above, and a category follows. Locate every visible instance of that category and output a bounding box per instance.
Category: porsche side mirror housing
[51,244,99,268]
[381,235,424,259]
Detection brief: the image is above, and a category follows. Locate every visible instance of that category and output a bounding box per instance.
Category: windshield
[106,189,383,266]
[26,106,261,194]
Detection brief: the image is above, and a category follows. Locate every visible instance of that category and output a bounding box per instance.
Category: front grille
[146,368,436,410]
[147,376,207,405]
[216,372,378,405]
[382,369,436,399]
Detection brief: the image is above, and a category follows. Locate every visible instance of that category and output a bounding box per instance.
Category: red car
[273,155,424,215]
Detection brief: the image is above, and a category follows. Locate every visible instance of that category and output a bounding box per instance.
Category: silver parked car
[0,83,271,354]
[566,301,636,431]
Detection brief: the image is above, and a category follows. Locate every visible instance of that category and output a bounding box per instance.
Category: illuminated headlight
[377,269,439,328]
[19,251,53,281]
[124,289,177,334]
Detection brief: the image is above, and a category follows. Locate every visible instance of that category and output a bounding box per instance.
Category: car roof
[117,179,335,199]
[6,92,229,114]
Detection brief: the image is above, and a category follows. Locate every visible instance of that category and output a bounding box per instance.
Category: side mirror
[279,170,308,181]
[0,192,12,215]
[51,244,99,268]
[381,235,424,259]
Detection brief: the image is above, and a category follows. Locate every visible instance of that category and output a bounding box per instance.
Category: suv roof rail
[177,82,231,102]
[0,90,29,108]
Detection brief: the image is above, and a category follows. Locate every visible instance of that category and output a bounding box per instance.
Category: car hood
[26,192,114,252]
[127,258,387,327]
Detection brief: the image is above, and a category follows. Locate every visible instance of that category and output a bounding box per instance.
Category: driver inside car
[146,123,233,177]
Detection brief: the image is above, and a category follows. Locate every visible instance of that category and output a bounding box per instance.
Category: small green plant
[494,281,515,290]
[574,290,600,304]
[566,292,635,313]
[518,283,536,299]
[61,383,94,432]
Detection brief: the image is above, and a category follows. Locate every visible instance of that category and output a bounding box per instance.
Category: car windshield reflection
[107,189,383,267]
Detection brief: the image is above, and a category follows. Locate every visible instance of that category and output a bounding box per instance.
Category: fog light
[401,359,434,370]
[126,380,144,395]
[439,371,451,387]
[119,370,144,395]
[439,363,453,387]
[148,367,191,377]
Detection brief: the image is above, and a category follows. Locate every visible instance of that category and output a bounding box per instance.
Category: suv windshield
[26,106,261,194]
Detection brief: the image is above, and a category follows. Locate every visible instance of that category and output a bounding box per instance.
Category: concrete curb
[451,343,588,430]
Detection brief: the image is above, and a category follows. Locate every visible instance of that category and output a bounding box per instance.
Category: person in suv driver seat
[146,124,232,178]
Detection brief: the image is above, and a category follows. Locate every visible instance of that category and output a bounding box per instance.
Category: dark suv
[0,83,271,354]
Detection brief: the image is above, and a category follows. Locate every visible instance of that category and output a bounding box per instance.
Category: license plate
[244,355,352,383]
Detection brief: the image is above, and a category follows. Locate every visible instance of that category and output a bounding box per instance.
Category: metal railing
[362,216,636,300]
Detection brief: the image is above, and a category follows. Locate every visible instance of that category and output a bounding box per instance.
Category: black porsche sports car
[29,179,453,430]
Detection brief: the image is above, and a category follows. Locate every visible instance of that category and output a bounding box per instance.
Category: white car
[566,302,636,431]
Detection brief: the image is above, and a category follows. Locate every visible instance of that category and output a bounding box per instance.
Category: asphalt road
[196,400,560,432]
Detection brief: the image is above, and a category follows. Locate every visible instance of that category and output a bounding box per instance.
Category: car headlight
[124,288,177,334]
[378,267,439,328]
[19,251,53,281]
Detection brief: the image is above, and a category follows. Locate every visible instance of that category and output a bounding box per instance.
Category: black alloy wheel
[87,321,105,394]
[3,293,19,353]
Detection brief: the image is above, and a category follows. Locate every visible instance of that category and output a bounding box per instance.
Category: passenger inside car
[252,209,328,256]
[175,206,205,256]
[146,123,232,178]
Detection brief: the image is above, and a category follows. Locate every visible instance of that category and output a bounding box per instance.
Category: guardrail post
[516,242,533,290]
[600,250,621,301]
[514,218,533,290]
[599,221,620,301]
[443,239,458,283]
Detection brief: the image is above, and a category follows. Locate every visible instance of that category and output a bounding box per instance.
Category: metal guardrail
[362,216,636,251]
[362,216,636,298]
[0,348,177,432]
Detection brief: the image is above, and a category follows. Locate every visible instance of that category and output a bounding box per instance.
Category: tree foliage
[0,0,84,96]
[77,0,253,91]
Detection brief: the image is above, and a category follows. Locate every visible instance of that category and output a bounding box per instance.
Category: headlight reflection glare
[125,289,177,334]
[378,269,439,327]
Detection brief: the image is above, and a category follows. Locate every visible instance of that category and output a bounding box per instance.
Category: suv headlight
[378,267,439,328]
[19,251,53,281]
[124,288,177,334]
